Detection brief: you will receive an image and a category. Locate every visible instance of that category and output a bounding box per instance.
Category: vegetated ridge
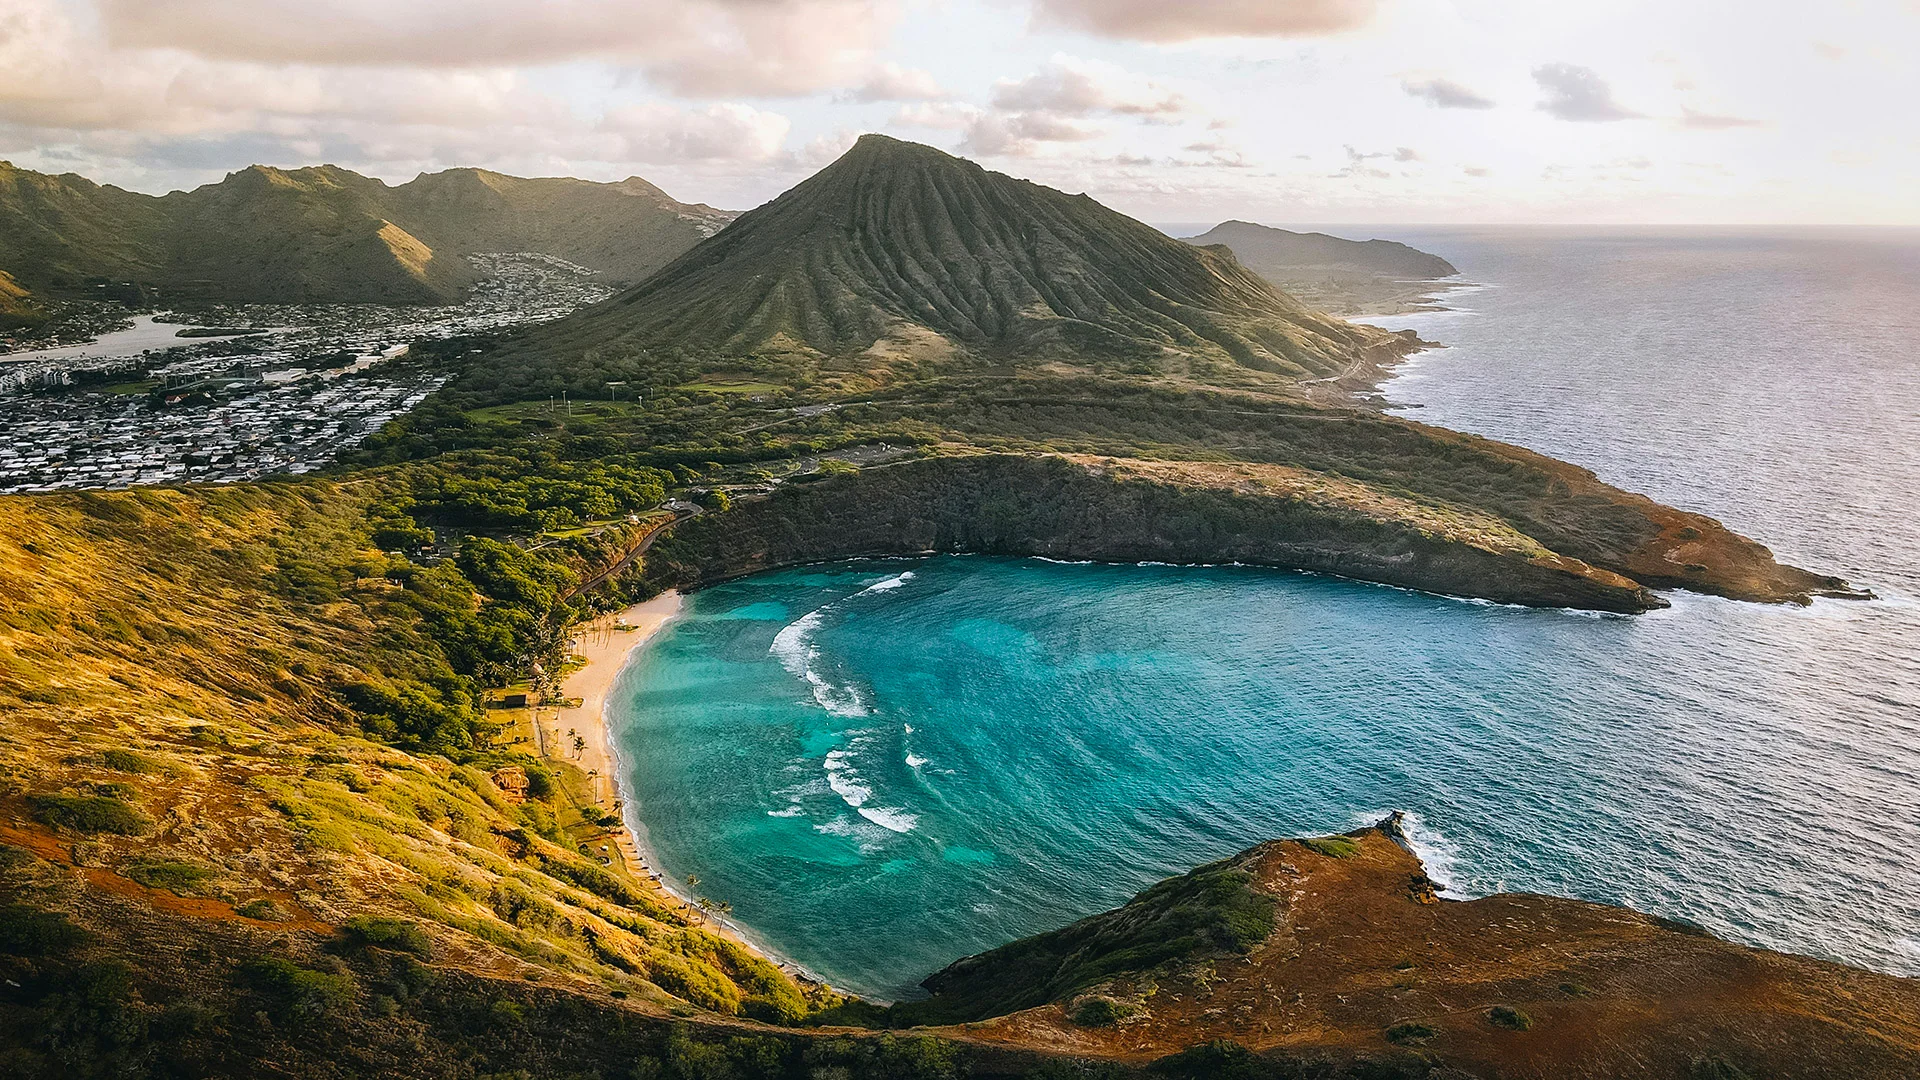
[904,816,1920,1078]
[468,135,1860,612]
[1183,220,1460,316]
[523,135,1400,379]
[0,268,45,330]
[1187,220,1458,281]
[0,160,733,306]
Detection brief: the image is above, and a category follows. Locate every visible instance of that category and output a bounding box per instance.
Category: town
[0,253,612,493]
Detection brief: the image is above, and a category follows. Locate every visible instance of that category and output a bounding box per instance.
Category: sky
[1,0,1916,224]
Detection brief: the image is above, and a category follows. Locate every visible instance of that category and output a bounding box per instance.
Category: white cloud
[889,102,983,130]
[1400,77,1495,110]
[842,63,948,103]
[1679,108,1761,130]
[599,103,790,163]
[991,56,1186,118]
[1030,0,1377,43]
[1532,63,1644,122]
[959,111,1101,157]
[96,0,896,98]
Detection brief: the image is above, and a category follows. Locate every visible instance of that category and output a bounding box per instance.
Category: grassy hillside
[908,823,1920,1078]
[0,161,731,305]
[391,168,732,284]
[0,482,848,1063]
[0,269,46,331]
[506,135,1398,385]
[1184,221,1459,315]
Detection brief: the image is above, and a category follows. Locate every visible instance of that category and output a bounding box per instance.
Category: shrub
[1299,835,1360,858]
[242,957,357,1018]
[0,904,89,955]
[342,915,435,958]
[1149,1040,1263,1080]
[236,899,288,921]
[1385,1021,1437,1045]
[100,748,161,774]
[29,793,152,835]
[1070,996,1137,1027]
[523,765,556,801]
[126,859,216,894]
[1486,1005,1532,1030]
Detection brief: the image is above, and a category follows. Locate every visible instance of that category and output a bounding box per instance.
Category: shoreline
[543,590,830,988]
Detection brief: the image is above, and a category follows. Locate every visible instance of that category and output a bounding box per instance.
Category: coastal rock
[908,824,1920,1078]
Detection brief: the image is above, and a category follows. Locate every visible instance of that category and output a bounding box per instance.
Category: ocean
[608,227,1920,1000]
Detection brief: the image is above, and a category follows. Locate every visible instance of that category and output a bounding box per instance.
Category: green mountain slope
[532,135,1396,379]
[0,161,732,305]
[1186,220,1458,281]
[390,168,731,284]
[0,269,47,331]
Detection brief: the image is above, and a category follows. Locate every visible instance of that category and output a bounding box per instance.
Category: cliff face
[647,453,1662,612]
[644,449,1855,612]
[913,819,1920,1079]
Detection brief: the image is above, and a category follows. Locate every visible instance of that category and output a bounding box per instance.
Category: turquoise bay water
[612,228,1920,999]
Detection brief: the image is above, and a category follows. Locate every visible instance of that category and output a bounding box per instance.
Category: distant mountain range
[1183,220,1458,316]
[1186,220,1457,281]
[0,162,733,307]
[523,135,1398,382]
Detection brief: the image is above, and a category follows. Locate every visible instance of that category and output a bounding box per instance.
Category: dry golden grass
[0,483,831,1023]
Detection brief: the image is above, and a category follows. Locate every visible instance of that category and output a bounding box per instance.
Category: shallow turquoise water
[611,229,1920,999]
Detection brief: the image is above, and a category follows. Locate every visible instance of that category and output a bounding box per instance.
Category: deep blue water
[610,227,1920,999]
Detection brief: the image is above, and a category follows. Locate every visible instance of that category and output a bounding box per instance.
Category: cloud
[888,103,981,131]
[1679,108,1761,130]
[95,0,896,98]
[991,56,1186,118]
[1030,0,1377,43]
[1532,63,1643,122]
[1400,77,1494,110]
[840,62,947,103]
[0,0,798,194]
[959,111,1100,157]
[1393,146,1420,162]
[599,103,791,163]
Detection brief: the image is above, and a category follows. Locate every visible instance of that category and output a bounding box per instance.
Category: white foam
[858,806,919,833]
[1352,808,1468,896]
[768,572,917,718]
[766,805,806,818]
[905,754,929,768]
[823,748,872,808]
[1397,810,1467,895]
[859,571,915,594]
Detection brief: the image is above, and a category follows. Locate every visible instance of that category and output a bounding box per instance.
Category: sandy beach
[531,590,684,903]
[539,590,827,984]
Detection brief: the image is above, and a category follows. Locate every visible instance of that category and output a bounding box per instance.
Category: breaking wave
[768,572,916,718]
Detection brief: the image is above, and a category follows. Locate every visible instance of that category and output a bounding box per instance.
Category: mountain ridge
[1186,219,1459,280]
[524,135,1403,381]
[0,160,735,306]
